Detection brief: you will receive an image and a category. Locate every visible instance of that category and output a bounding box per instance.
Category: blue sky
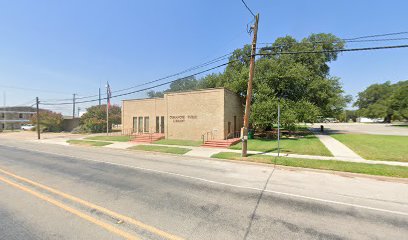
[0,0,407,114]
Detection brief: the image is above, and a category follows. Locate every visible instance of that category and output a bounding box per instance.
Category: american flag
[106,82,112,108]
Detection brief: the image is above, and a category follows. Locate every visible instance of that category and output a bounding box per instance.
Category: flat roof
[122,87,237,102]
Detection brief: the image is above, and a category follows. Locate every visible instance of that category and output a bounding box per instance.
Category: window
[234,116,237,132]
[133,117,137,133]
[1,113,4,118]
[156,116,160,133]
[138,117,143,133]
[19,113,23,119]
[160,116,165,134]
[144,117,149,133]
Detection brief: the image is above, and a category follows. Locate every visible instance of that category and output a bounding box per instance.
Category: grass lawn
[128,145,191,155]
[331,134,408,162]
[393,125,408,128]
[67,140,112,147]
[211,152,408,178]
[153,139,202,147]
[85,136,132,142]
[229,135,332,156]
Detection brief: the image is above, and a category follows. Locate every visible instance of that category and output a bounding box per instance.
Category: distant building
[62,116,80,132]
[356,117,383,123]
[0,106,36,130]
[122,88,244,140]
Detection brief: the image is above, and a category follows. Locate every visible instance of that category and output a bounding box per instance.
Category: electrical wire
[41,44,408,106]
[40,52,234,103]
[258,37,408,46]
[241,0,256,17]
[256,44,408,56]
[40,59,238,106]
[343,31,408,41]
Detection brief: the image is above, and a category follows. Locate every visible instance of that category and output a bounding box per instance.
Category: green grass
[128,145,191,155]
[393,125,408,128]
[85,135,132,142]
[211,152,408,178]
[153,139,202,147]
[67,140,112,147]
[331,134,408,162]
[229,135,332,156]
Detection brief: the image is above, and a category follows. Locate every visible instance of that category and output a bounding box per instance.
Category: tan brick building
[122,88,244,140]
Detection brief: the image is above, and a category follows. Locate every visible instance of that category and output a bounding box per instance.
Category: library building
[122,88,244,141]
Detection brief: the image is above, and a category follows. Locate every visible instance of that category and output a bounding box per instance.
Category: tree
[219,33,349,129]
[146,33,351,129]
[146,76,199,98]
[147,90,164,98]
[31,110,63,132]
[80,105,121,133]
[354,80,408,122]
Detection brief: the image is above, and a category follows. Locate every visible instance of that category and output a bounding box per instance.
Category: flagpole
[106,82,109,135]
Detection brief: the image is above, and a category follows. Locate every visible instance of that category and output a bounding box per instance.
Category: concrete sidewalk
[312,133,365,160]
[33,138,408,167]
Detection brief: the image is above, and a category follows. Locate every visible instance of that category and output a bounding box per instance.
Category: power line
[256,44,408,56]
[343,31,408,41]
[41,52,234,103]
[0,85,71,95]
[257,31,408,46]
[240,0,256,17]
[41,44,408,106]
[258,37,408,46]
[41,59,238,106]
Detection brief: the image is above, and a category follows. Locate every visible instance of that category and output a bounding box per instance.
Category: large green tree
[201,33,351,129]
[354,80,408,122]
[80,105,121,133]
[147,33,351,129]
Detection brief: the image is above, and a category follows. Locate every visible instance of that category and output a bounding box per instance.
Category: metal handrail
[201,131,213,143]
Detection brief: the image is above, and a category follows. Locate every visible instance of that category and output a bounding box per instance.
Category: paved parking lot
[310,123,408,136]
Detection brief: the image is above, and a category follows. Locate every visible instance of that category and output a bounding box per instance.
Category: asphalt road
[310,123,408,136]
[0,139,407,240]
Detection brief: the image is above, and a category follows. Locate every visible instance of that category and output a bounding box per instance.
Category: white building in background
[356,117,383,123]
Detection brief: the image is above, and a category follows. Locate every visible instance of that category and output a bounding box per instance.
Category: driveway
[310,123,408,136]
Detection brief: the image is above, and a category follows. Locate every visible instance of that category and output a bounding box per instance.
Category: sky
[0,0,407,115]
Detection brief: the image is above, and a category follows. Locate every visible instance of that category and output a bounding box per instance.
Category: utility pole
[72,93,76,118]
[36,97,40,140]
[2,92,6,131]
[106,83,109,135]
[241,13,259,157]
[277,96,281,157]
[77,107,81,117]
[98,88,101,106]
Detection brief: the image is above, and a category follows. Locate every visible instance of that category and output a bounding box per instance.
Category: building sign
[169,115,198,123]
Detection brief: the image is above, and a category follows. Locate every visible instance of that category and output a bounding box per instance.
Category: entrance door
[160,116,165,133]
[156,116,160,133]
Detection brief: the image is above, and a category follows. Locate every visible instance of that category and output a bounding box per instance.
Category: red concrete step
[201,138,241,148]
[132,134,165,143]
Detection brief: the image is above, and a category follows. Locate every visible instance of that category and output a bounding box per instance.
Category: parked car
[21,124,35,131]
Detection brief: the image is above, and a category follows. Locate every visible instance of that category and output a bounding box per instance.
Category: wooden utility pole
[242,14,259,157]
[36,97,40,140]
[72,93,76,118]
[106,84,109,135]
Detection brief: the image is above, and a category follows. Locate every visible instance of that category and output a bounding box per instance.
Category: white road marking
[1,144,408,217]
